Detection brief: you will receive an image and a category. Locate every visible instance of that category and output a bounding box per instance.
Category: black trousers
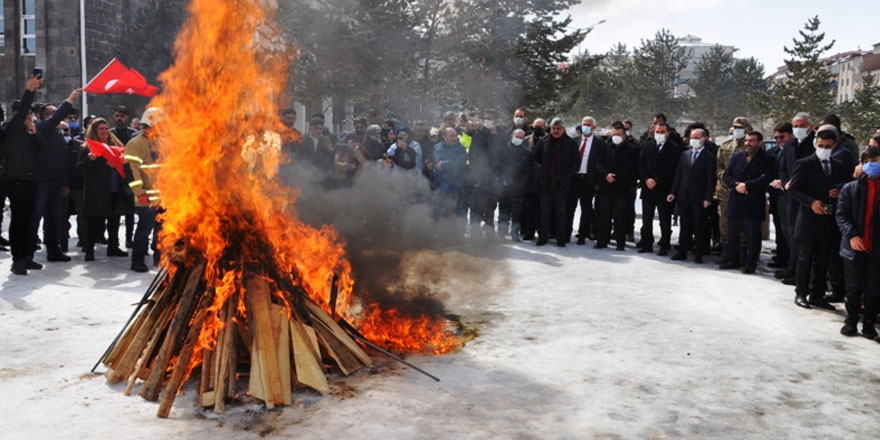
[566,175,594,240]
[796,239,831,300]
[539,192,568,242]
[521,194,540,238]
[784,198,801,272]
[770,192,789,263]
[6,180,37,262]
[827,227,846,297]
[640,195,673,248]
[678,202,709,256]
[597,194,631,247]
[843,253,880,325]
[708,199,721,245]
[727,216,763,265]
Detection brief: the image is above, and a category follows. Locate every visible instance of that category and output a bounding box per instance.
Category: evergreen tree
[840,74,880,144]
[629,29,690,127]
[690,45,736,136]
[767,15,835,122]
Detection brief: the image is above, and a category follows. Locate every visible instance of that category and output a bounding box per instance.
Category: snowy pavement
[2,224,880,439]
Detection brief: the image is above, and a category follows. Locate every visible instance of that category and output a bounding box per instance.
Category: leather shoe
[863,323,878,340]
[694,254,704,264]
[774,269,794,279]
[0,236,9,246]
[557,241,566,247]
[716,254,731,265]
[824,294,845,303]
[108,248,129,257]
[741,264,756,274]
[85,251,95,262]
[24,260,43,270]
[794,296,810,309]
[768,259,787,268]
[47,253,72,262]
[809,298,836,311]
[536,238,548,246]
[131,261,149,273]
[670,252,687,261]
[840,322,858,336]
[10,262,27,275]
[657,247,669,256]
[576,238,586,245]
[0,246,8,252]
[782,276,796,285]
[615,243,625,251]
[637,246,652,254]
[593,243,607,249]
[719,261,741,270]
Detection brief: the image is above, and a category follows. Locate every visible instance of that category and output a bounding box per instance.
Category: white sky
[567,0,878,75]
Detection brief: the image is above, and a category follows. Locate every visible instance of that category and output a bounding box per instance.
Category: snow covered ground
[2,210,880,439]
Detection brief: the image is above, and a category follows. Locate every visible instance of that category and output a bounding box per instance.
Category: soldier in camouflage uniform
[714,117,751,265]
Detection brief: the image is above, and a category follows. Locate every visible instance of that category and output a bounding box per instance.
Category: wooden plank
[272,304,292,405]
[141,260,206,401]
[157,292,212,418]
[312,321,362,375]
[124,302,175,396]
[214,299,236,413]
[290,320,329,394]
[303,300,373,366]
[199,391,215,407]
[104,269,174,368]
[246,276,283,407]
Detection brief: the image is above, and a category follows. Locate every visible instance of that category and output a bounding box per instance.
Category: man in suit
[668,128,716,263]
[768,122,793,271]
[720,131,775,273]
[638,121,682,255]
[789,125,857,310]
[566,116,605,245]
[533,118,579,247]
[596,121,640,251]
[776,114,816,285]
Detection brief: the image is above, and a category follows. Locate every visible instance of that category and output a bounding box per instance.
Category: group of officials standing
[534,110,880,343]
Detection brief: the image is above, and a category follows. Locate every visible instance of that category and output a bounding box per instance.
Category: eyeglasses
[773,135,785,140]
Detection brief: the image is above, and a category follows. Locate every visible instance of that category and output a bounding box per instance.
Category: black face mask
[533,128,545,137]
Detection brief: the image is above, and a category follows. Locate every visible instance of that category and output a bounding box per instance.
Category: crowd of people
[0,75,162,275]
[3,74,880,343]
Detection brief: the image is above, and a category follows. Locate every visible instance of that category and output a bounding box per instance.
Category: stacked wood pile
[101,259,372,418]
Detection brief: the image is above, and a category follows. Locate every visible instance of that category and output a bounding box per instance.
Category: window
[1,0,5,53]
[21,0,35,55]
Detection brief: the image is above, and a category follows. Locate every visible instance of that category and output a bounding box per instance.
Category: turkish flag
[86,138,127,178]
[84,58,159,97]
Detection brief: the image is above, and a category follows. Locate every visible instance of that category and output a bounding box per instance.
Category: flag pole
[79,0,89,116]
[84,58,119,90]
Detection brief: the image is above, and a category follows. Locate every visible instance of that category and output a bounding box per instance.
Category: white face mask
[513,117,524,127]
[612,135,623,145]
[654,133,666,144]
[733,128,746,139]
[793,127,808,141]
[63,135,72,143]
[483,120,495,130]
[582,125,592,136]
[815,147,832,161]
[689,138,702,149]
[511,137,523,146]
[626,130,632,137]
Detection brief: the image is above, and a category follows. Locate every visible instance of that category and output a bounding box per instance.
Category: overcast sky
[567,0,878,75]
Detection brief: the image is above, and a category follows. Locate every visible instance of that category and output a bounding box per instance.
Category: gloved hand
[137,194,150,205]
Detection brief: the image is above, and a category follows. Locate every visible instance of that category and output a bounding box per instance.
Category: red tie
[579,137,587,159]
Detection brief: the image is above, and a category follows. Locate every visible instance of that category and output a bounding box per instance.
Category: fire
[145,0,455,375]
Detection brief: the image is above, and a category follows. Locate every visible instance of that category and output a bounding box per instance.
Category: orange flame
[147,0,455,371]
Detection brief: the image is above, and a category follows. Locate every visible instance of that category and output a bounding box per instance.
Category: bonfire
[97,0,456,418]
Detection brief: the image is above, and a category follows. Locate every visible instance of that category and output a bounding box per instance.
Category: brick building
[2,0,150,121]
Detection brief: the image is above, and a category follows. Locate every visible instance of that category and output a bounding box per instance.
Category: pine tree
[840,74,880,144]
[690,45,736,136]
[767,15,835,122]
[630,29,690,126]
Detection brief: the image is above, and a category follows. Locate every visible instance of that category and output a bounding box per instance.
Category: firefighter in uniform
[124,107,166,272]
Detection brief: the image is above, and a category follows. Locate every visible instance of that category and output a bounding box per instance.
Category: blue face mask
[863,161,880,179]
[68,121,80,131]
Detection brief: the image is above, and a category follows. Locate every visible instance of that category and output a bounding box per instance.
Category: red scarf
[863,178,880,251]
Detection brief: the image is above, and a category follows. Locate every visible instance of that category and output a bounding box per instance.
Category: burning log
[100,261,375,417]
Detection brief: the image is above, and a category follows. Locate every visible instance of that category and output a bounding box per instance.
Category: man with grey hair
[498,128,530,241]
[776,112,817,284]
[533,118,579,246]
[363,124,385,161]
[566,116,606,245]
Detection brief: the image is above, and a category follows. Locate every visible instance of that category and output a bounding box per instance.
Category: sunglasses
[773,135,785,140]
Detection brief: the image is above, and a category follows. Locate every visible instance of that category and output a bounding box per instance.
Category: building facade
[2,0,150,121]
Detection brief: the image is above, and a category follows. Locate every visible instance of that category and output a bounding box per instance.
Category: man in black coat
[638,121,682,255]
[34,89,82,262]
[789,125,857,310]
[596,121,640,250]
[566,116,605,245]
[720,132,775,273]
[835,148,880,340]
[776,113,817,284]
[1,75,45,275]
[668,128,717,263]
[533,118,579,247]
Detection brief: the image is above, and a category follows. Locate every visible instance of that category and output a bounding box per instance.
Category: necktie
[822,160,831,176]
[579,137,587,160]
[690,150,697,166]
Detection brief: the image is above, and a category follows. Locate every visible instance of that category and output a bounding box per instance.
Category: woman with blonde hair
[76,117,133,261]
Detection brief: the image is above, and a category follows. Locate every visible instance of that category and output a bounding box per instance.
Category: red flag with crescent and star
[83,58,159,97]
[85,138,127,178]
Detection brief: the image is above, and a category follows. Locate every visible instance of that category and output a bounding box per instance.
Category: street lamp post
[578,19,607,56]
